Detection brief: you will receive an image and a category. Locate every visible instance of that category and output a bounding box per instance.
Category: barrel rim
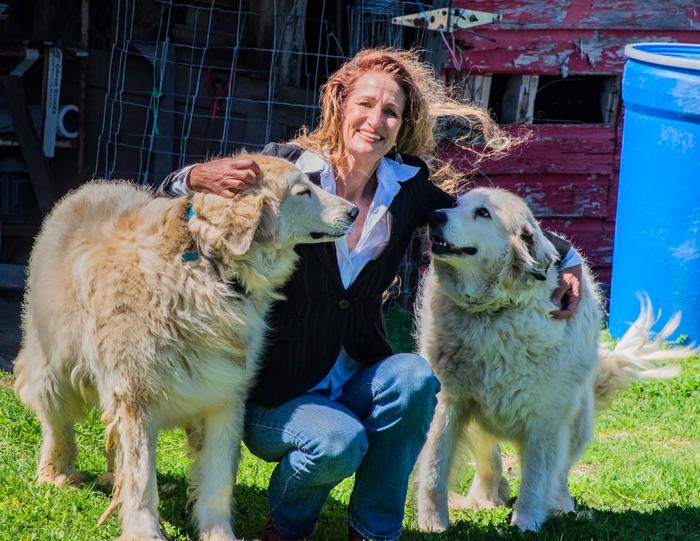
[625,43,700,71]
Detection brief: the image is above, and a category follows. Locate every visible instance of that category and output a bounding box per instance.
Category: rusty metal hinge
[392,7,500,32]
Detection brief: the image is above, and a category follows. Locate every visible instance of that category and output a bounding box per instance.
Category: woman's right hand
[187,157,261,197]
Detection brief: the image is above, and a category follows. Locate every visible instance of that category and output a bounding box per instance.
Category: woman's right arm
[156,157,261,197]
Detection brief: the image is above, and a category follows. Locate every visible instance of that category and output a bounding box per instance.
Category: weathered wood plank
[500,75,538,123]
[443,124,617,175]
[448,29,700,74]
[470,173,610,218]
[448,72,492,109]
[539,217,615,266]
[453,1,700,30]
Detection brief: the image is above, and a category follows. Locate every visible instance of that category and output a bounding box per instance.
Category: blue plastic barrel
[609,43,700,341]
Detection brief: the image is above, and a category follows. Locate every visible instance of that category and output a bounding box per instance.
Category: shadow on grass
[401,505,700,541]
[82,471,351,541]
[22,463,700,541]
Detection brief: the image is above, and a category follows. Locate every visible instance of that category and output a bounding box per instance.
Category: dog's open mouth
[430,234,478,256]
[310,231,345,240]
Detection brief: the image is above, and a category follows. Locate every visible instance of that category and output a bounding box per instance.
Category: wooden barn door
[442,1,699,289]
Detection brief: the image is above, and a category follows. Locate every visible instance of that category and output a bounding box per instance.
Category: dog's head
[427,187,557,305]
[188,154,357,290]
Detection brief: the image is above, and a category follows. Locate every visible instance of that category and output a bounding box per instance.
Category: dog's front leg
[415,395,464,532]
[511,426,568,532]
[115,402,165,541]
[454,427,509,510]
[190,402,242,541]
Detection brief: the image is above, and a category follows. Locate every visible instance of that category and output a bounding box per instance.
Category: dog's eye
[475,207,491,219]
[294,189,311,197]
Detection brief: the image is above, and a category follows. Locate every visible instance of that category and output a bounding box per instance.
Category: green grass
[1,309,698,540]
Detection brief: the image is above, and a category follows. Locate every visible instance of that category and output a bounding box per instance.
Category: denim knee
[384,353,441,402]
[302,422,368,485]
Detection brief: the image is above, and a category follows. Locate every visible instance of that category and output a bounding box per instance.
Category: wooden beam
[0,76,58,214]
[278,0,307,87]
[601,76,621,124]
[501,74,538,123]
[464,74,492,110]
[423,0,451,77]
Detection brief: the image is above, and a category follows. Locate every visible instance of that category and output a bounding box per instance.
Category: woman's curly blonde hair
[291,48,521,192]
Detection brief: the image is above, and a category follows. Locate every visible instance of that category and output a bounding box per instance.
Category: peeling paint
[453,1,699,30]
[575,33,604,67]
[513,54,540,67]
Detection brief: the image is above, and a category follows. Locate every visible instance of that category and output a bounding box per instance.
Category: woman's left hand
[550,264,582,320]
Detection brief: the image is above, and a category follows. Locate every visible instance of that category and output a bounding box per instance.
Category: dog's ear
[190,191,277,257]
[511,221,552,282]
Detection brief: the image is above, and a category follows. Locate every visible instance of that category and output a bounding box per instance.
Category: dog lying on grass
[414,187,694,532]
[14,155,357,541]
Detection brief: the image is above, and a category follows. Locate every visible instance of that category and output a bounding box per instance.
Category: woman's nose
[367,106,383,127]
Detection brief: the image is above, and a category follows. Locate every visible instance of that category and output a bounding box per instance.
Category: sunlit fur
[14,155,355,541]
[414,187,694,533]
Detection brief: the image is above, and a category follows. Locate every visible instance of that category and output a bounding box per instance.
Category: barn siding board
[470,174,609,218]
[442,1,692,290]
[540,217,615,270]
[444,125,617,175]
[449,30,700,74]
[452,1,700,30]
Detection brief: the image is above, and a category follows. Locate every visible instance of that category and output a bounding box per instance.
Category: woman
[162,49,582,541]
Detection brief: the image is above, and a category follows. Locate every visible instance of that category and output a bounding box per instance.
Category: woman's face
[341,71,406,165]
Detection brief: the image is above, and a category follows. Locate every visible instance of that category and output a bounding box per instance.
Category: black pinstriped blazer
[248,144,458,407]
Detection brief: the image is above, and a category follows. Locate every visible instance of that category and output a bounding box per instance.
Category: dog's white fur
[414,187,693,532]
[14,155,356,541]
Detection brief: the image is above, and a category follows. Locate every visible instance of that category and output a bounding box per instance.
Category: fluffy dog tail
[594,295,695,409]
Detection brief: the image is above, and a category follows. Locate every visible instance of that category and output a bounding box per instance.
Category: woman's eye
[359,102,371,108]
[385,109,398,118]
[475,207,491,219]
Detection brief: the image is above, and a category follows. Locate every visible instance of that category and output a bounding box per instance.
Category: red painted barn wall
[443,0,698,289]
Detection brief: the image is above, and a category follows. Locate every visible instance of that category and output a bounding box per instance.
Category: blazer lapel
[306,170,345,291]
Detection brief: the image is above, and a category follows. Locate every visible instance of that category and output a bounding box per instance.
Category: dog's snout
[347,206,359,221]
[429,210,448,227]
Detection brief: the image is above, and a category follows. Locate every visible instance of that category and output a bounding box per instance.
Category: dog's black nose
[347,206,359,221]
[429,210,448,227]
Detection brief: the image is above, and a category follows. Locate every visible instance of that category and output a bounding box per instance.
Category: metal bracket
[42,47,63,157]
[392,7,500,32]
[10,47,39,78]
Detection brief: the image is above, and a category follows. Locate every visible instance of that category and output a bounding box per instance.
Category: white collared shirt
[296,150,420,398]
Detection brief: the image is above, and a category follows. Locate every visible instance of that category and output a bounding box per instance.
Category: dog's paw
[416,513,450,533]
[200,529,238,541]
[94,471,115,491]
[510,510,543,532]
[452,491,504,511]
[37,468,86,488]
[114,534,168,541]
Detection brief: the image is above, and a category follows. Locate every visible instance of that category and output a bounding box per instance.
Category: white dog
[414,187,693,532]
[14,155,357,541]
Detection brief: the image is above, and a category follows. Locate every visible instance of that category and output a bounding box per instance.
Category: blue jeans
[244,353,440,540]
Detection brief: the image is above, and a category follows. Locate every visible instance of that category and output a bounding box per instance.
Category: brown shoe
[348,524,369,541]
[263,517,308,541]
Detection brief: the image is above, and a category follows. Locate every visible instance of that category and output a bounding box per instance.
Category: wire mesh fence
[91,0,439,308]
[92,0,434,185]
